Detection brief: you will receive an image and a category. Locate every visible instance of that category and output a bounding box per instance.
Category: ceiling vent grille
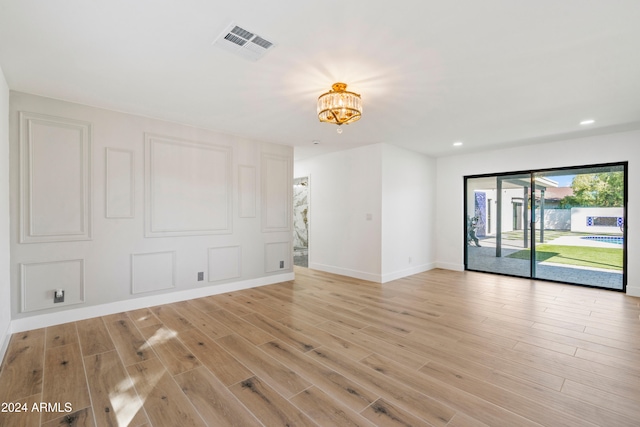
[213,23,276,61]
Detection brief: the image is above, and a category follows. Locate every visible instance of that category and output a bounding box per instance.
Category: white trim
[105,147,135,218]
[207,245,242,282]
[381,263,435,283]
[20,259,86,312]
[144,133,233,237]
[309,262,381,283]
[10,272,294,333]
[306,174,312,265]
[626,285,640,298]
[261,152,292,232]
[265,241,292,273]
[238,165,257,218]
[131,251,176,294]
[19,111,92,243]
[0,323,10,366]
[435,261,464,271]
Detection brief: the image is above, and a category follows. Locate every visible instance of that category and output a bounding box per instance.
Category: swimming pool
[582,236,624,245]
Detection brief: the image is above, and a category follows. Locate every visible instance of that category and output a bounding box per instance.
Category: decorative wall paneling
[131,251,176,294]
[265,242,291,273]
[19,112,92,243]
[105,148,135,218]
[144,134,232,237]
[208,246,241,282]
[261,153,291,232]
[238,165,257,218]
[20,259,85,312]
[10,94,294,323]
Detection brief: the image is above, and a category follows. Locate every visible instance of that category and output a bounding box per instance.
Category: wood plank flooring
[1,267,639,426]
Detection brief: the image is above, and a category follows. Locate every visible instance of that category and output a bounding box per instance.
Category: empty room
[0,1,639,426]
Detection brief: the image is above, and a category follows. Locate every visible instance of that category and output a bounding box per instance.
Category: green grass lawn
[499,230,593,243]
[506,244,623,271]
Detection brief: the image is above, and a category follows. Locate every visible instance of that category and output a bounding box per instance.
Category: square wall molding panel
[131,251,176,294]
[19,112,92,243]
[20,259,85,312]
[208,246,241,282]
[144,134,232,237]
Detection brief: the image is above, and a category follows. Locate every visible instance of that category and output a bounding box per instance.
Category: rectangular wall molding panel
[105,148,135,218]
[144,134,232,237]
[19,112,92,243]
[261,153,292,232]
[208,246,241,282]
[238,165,257,218]
[265,241,291,273]
[20,259,85,312]
[131,251,176,294]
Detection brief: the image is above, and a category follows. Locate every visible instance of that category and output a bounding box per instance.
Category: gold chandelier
[317,83,362,127]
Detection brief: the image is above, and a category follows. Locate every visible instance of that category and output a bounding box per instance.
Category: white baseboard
[308,262,439,283]
[435,261,464,271]
[0,323,10,366]
[10,272,294,333]
[381,263,435,283]
[626,285,640,298]
[308,263,381,283]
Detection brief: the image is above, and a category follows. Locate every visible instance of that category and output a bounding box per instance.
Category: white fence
[543,209,571,230]
[571,207,624,234]
[540,208,623,234]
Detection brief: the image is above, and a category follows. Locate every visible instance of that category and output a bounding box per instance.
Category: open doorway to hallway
[293,176,309,267]
[465,162,627,291]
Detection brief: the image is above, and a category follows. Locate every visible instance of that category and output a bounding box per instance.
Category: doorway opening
[293,176,309,267]
[464,162,627,291]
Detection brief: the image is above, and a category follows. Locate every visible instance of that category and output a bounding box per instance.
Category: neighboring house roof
[543,187,574,202]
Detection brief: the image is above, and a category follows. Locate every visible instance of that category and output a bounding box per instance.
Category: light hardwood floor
[1,267,639,426]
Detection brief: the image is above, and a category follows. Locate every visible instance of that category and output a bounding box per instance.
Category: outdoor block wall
[571,207,624,234]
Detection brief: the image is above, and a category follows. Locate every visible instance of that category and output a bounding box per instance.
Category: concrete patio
[466,238,624,290]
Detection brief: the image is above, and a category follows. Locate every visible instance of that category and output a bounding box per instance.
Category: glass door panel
[465,173,532,278]
[532,166,625,290]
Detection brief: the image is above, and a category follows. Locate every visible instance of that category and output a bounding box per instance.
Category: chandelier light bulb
[336,127,343,134]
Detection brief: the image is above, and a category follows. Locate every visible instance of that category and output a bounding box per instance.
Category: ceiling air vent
[213,23,276,61]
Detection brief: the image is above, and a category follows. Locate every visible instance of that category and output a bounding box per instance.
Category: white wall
[9,92,294,330]
[381,144,436,282]
[0,67,11,362]
[295,144,383,281]
[571,207,624,234]
[544,209,571,230]
[436,130,640,296]
[295,143,438,283]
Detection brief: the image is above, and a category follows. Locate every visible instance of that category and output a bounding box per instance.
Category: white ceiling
[2,1,640,160]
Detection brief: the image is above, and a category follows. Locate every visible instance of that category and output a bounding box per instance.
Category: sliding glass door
[465,173,532,278]
[464,163,626,291]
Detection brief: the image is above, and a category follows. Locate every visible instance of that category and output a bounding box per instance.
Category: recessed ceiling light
[453,141,463,146]
[312,140,320,145]
[580,119,595,125]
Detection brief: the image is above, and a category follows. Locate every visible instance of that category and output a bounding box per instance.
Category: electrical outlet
[279,260,284,269]
[54,289,65,303]
[197,272,204,281]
